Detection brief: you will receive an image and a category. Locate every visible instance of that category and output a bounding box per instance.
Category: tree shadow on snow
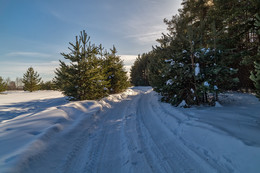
[0,97,68,122]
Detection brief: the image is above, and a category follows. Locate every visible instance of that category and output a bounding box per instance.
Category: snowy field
[0,87,260,173]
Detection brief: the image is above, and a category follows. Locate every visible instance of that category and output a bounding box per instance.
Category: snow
[205,48,210,54]
[166,79,173,85]
[204,81,210,87]
[214,101,222,107]
[178,100,187,107]
[164,59,175,66]
[194,52,200,58]
[164,59,173,63]
[179,63,184,67]
[108,75,114,79]
[1,88,260,172]
[195,63,200,76]
[201,48,210,55]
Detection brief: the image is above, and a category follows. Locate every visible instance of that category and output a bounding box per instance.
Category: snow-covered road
[1,87,260,172]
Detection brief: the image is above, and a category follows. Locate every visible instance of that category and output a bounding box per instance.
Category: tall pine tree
[22,67,42,92]
[55,30,109,100]
[250,62,260,99]
[250,13,260,99]
[103,46,129,93]
[130,53,150,86]
[143,0,239,106]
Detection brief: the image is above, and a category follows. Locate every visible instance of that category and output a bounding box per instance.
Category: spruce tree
[146,0,239,106]
[250,62,260,99]
[250,14,260,99]
[55,30,109,100]
[130,53,150,86]
[103,46,129,93]
[22,67,42,92]
[0,77,7,93]
[40,81,56,90]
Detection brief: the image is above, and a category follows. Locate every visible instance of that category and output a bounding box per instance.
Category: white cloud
[119,54,137,76]
[119,54,137,67]
[124,16,166,45]
[0,61,60,81]
[125,31,163,45]
[122,0,181,46]
[0,56,137,82]
[6,52,52,58]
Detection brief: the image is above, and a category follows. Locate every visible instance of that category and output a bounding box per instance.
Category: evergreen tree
[145,0,239,106]
[250,14,260,99]
[132,0,259,106]
[55,30,109,100]
[40,81,56,90]
[250,62,260,99]
[22,67,42,92]
[103,46,129,93]
[0,77,7,92]
[130,53,150,86]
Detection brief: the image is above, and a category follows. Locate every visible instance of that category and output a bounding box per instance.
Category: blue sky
[0,0,182,81]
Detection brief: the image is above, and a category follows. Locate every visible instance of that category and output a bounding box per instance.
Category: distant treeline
[0,75,56,92]
[130,0,260,106]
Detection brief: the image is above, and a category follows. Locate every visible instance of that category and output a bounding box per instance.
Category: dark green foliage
[250,62,260,99]
[103,46,130,94]
[157,47,238,106]
[40,81,56,90]
[0,77,7,92]
[55,31,108,100]
[131,0,260,106]
[22,67,42,92]
[55,30,128,100]
[250,14,260,99]
[130,53,150,86]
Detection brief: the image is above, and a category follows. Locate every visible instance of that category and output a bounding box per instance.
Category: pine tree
[0,76,7,93]
[55,30,109,100]
[130,53,150,86]
[103,46,129,93]
[22,67,42,92]
[250,62,260,99]
[250,14,260,99]
[40,81,56,90]
[146,0,239,106]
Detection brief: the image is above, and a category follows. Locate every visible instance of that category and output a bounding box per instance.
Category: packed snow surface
[0,88,260,173]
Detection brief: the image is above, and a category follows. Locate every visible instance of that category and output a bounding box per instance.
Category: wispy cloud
[0,61,60,81]
[6,52,52,58]
[122,0,181,46]
[125,31,163,45]
[119,54,137,76]
[0,56,136,81]
[119,55,137,66]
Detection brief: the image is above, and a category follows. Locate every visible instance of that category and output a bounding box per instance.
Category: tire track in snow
[135,90,215,173]
[9,87,238,173]
[93,98,135,173]
[61,112,102,173]
[121,93,153,173]
[150,93,235,172]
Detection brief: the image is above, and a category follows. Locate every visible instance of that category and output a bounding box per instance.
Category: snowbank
[0,89,137,172]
